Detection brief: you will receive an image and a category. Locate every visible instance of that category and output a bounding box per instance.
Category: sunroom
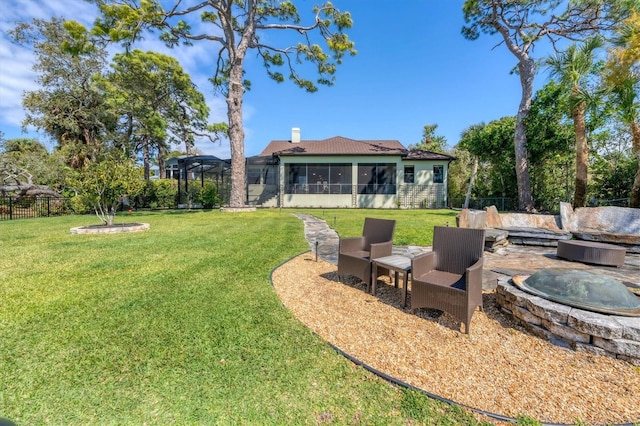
[246,132,455,209]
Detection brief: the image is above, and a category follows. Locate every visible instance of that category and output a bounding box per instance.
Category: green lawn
[292,208,459,246]
[1,209,497,425]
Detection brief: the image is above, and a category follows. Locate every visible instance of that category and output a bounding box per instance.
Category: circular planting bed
[70,223,150,234]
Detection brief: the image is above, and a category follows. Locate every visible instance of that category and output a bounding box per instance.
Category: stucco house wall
[247,133,455,209]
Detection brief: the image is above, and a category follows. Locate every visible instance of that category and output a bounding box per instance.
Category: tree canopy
[410,124,448,153]
[101,49,212,179]
[10,18,113,168]
[462,0,631,211]
[84,0,356,207]
[546,37,604,207]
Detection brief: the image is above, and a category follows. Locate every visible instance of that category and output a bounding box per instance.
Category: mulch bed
[272,253,640,425]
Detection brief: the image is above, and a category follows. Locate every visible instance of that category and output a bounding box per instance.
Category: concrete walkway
[293,213,640,289]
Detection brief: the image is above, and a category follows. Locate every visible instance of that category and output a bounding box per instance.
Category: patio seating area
[282,214,640,425]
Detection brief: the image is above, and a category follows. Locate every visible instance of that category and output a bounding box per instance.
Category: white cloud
[0,49,36,127]
[0,0,99,137]
[0,0,233,148]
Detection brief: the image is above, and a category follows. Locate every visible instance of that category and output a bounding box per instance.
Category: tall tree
[462,0,625,211]
[9,18,114,168]
[410,124,448,153]
[547,37,604,208]
[0,138,65,197]
[589,120,637,202]
[102,50,212,180]
[457,117,518,202]
[604,12,640,207]
[86,0,356,208]
[524,81,575,211]
[608,71,640,207]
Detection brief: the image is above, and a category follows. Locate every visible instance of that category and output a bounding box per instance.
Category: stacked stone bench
[457,203,640,253]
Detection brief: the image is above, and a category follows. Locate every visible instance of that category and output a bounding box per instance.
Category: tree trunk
[630,120,640,208]
[514,58,535,211]
[142,139,150,181]
[106,203,117,226]
[226,61,247,208]
[463,156,478,209]
[222,3,256,209]
[572,101,588,208]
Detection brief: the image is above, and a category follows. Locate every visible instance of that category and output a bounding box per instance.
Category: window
[286,164,306,193]
[165,165,179,179]
[308,163,328,193]
[329,164,352,194]
[285,163,352,194]
[433,165,443,184]
[357,163,396,194]
[403,165,415,184]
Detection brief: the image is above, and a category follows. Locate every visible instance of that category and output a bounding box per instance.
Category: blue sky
[0,0,543,159]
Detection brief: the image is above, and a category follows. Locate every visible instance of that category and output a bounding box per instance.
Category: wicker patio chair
[337,218,396,290]
[411,226,485,334]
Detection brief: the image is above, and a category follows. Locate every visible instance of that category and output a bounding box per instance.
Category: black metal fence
[449,197,630,213]
[0,196,73,221]
[449,197,517,212]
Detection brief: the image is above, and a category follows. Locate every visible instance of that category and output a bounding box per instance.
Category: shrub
[139,180,177,209]
[197,182,221,209]
[69,194,92,214]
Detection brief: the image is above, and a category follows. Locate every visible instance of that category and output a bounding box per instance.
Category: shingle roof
[258,136,456,162]
[259,136,407,157]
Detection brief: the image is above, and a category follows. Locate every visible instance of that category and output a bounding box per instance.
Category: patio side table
[371,254,412,308]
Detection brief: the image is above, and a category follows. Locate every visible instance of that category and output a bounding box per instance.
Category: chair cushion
[417,270,465,290]
[341,250,370,260]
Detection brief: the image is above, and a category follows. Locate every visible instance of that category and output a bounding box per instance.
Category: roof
[259,136,407,157]
[258,136,456,162]
[404,150,456,161]
[166,155,231,171]
[166,155,228,165]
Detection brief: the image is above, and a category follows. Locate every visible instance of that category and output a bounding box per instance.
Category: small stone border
[496,277,640,366]
[220,207,256,213]
[70,223,150,234]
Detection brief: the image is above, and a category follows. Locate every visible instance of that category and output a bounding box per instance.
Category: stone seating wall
[457,203,640,253]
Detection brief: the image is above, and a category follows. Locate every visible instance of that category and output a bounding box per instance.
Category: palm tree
[604,13,640,207]
[547,37,604,208]
[608,74,640,207]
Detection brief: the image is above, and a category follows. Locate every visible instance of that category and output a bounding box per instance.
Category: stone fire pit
[497,276,640,366]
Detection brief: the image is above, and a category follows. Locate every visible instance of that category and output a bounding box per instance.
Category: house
[246,129,455,208]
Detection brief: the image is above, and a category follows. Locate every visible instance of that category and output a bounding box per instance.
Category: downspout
[273,154,281,208]
[447,158,455,209]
